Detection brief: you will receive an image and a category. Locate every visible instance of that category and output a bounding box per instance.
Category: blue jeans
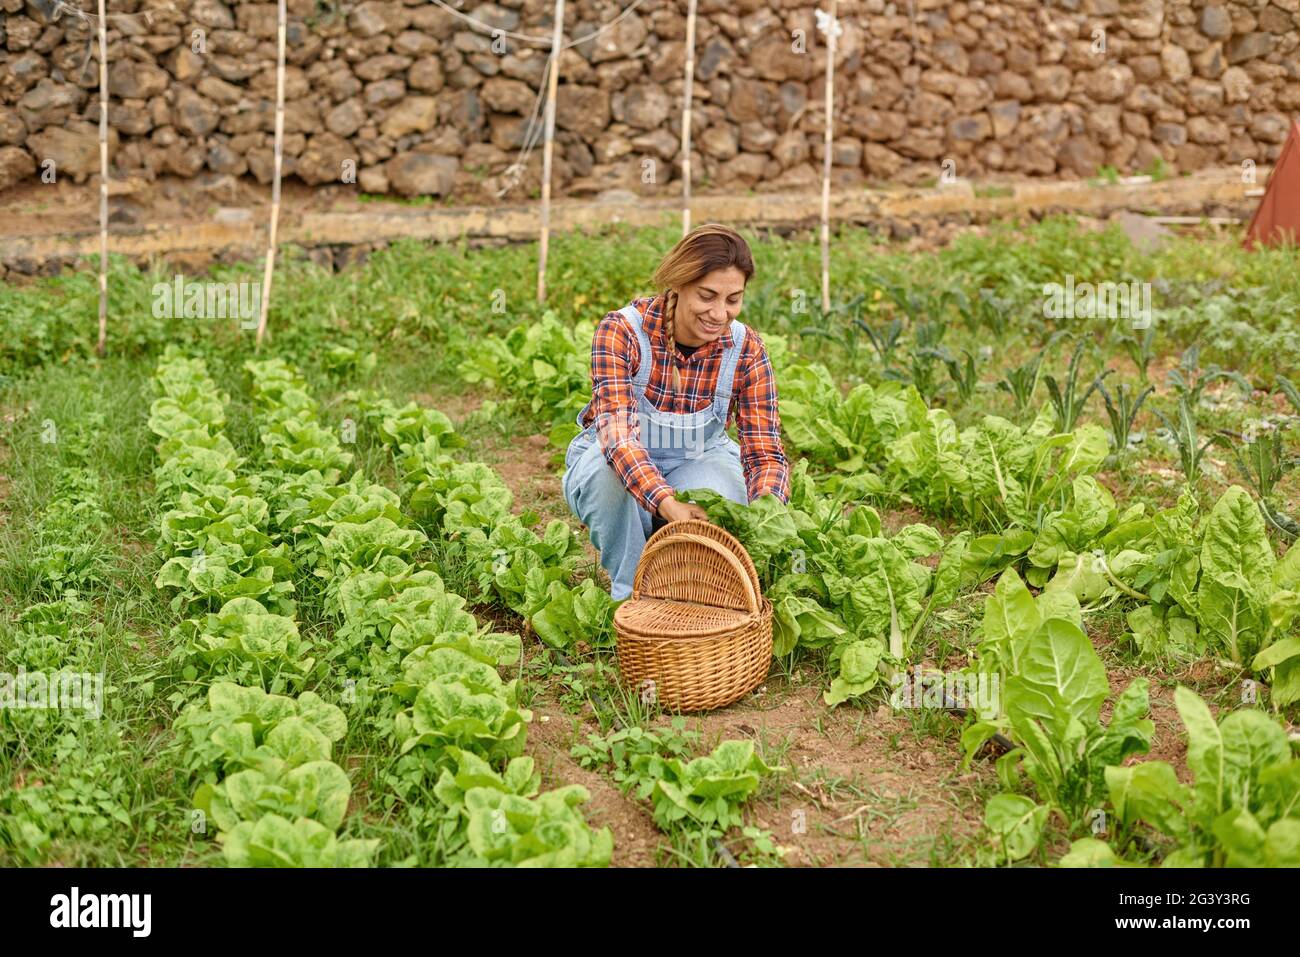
[562,435,747,600]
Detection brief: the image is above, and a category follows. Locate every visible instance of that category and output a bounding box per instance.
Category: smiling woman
[560,224,791,600]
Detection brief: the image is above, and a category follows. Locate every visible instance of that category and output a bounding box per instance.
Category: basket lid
[631,519,761,614]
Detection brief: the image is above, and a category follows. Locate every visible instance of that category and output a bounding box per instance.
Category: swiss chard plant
[685,471,972,707]
[1065,687,1300,867]
[969,606,1154,839]
[1103,485,1297,681]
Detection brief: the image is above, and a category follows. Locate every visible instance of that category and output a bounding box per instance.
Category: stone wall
[1,0,1297,200]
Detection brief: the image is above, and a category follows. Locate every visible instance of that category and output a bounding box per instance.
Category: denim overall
[562,303,749,600]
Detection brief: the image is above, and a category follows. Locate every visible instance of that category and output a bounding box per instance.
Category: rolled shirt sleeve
[733,331,791,504]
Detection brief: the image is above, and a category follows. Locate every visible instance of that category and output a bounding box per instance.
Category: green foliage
[1096,379,1153,466]
[168,597,319,699]
[1043,338,1109,433]
[457,313,593,450]
[0,727,135,863]
[571,720,701,794]
[1071,687,1300,867]
[633,739,782,833]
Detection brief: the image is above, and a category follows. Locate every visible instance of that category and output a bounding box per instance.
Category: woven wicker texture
[615,519,772,712]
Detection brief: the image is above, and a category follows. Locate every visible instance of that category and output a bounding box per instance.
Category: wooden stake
[537,0,565,303]
[681,0,697,236]
[95,0,108,357]
[820,0,838,314]
[255,0,287,349]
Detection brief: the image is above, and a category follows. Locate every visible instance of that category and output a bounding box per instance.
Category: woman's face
[673,267,746,347]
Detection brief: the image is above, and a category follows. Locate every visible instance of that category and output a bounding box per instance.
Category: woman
[562,223,791,600]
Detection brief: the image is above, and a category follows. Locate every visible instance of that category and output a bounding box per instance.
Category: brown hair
[650,224,756,392]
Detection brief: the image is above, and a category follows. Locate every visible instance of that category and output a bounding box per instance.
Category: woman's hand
[657,497,709,524]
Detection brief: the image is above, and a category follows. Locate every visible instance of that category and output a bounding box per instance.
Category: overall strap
[712,320,747,417]
[621,303,654,397]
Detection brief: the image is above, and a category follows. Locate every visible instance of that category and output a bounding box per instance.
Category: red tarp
[1244,119,1300,249]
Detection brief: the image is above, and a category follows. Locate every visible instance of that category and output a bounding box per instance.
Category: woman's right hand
[657,497,709,524]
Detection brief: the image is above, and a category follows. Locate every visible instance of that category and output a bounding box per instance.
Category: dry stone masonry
[1,0,1297,199]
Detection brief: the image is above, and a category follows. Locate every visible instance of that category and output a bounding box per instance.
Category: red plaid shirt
[581,295,790,514]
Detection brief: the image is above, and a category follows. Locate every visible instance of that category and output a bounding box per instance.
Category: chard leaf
[1006,618,1108,738]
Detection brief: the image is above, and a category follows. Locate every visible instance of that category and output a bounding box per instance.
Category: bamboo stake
[255,0,287,349]
[95,0,108,356]
[681,0,697,236]
[537,0,565,303]
[819,0,838,314]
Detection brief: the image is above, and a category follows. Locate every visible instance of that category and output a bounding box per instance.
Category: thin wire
[486,0,655,196]
[45,0,168,80]
[46,0,164,25]
[495,51,552,197]
[49,0,654,199]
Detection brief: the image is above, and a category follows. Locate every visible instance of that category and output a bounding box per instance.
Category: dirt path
[524,697,667,868]
[520,635,998,867]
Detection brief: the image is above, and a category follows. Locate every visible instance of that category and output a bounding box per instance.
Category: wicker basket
[614,519,772,712]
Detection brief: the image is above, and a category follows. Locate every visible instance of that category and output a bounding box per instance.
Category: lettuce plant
[462,517,584,613]
[459,785,613,867]
[406,459,515,535]
[180,680,375,869]
[632,740,781,833]
[221,813,378,868]
[169,597,319,697]
[392,647,531,763]
[527,576,616,651]
[428,747,611,868]
[173,681,347,779]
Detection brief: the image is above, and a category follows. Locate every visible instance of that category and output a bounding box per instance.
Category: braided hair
[661,288,684,393]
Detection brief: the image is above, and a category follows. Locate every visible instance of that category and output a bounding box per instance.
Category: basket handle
[634,532,759,614]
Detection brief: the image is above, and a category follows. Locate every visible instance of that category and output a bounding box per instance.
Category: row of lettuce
[148,349,613,866]
[149,351,379,865]
[454,312,1299,867]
